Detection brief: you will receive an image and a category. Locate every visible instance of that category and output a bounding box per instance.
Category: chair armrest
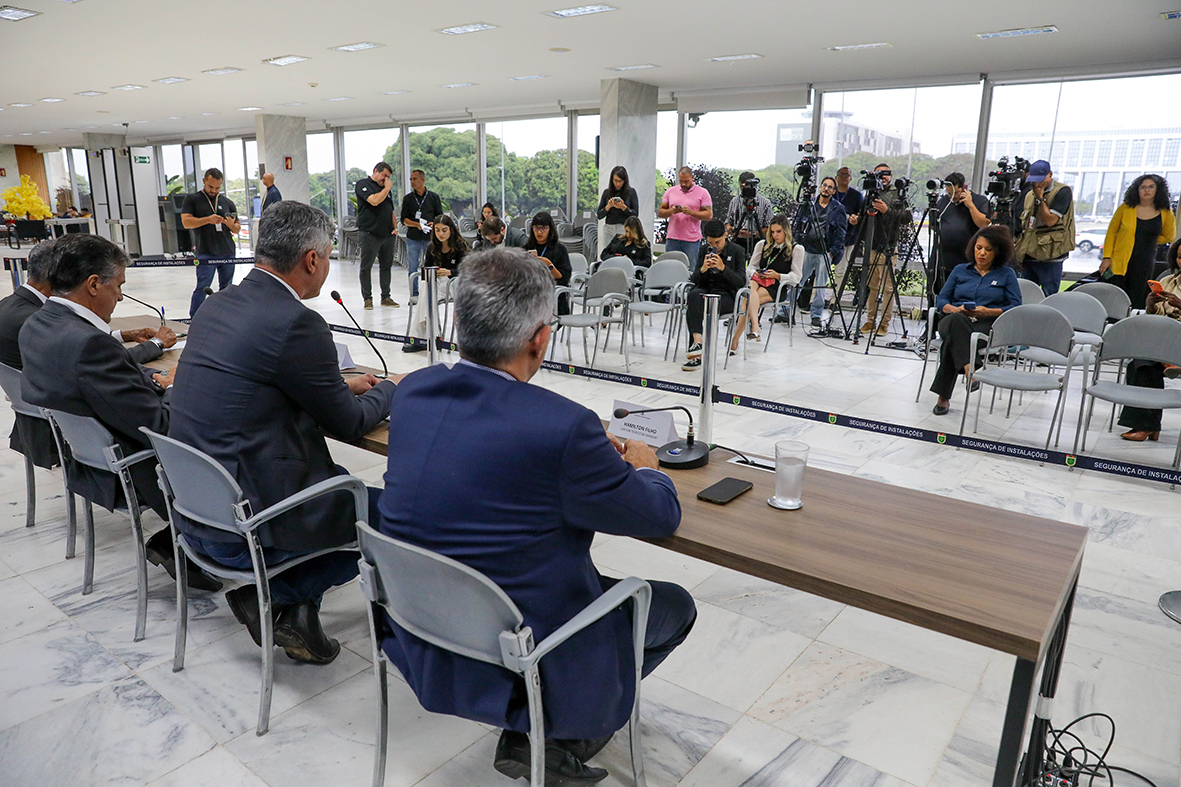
[243,475,369,532]
[570,273,590,288]
[599,293,631,308]
[518,577,650,670]
[112,448,157,472]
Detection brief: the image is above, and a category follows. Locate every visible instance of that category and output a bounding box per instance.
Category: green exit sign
[133,155,150,164]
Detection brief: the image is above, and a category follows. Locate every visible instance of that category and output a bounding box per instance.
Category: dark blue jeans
[598,574,696,677]
[1022,258,1065,297]
[190,257,236,316]
[187,485,381,607]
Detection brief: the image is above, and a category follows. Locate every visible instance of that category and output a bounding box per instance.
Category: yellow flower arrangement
[1,175,53,220]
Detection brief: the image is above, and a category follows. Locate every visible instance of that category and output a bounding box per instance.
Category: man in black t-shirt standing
[181,167,240,316]
[400,168,444,298]
[355,162,399,309]
[933,172,991,291]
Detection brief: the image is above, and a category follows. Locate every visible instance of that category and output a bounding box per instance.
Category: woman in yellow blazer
[1100,174,1175,309]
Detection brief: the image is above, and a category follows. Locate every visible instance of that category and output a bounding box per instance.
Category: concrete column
[599,78,658,237]
[254,115,309,205]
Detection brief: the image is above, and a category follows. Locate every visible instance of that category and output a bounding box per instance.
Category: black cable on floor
[1034,712,1159,787]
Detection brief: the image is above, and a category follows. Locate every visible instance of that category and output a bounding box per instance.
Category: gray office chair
[552,268,631,368]
[1071,314,1181,470]
[1018,278,1046,305]
[42,409,156,641]
[0,362,75,536]
[655,250,690,267]
[961,305,1079,449]
[1074,281,1131,322]
[624,259,691,367]
[723,287,753,369]
[355,520,651,787]
[758,282,798,352]
[140,427,368,736]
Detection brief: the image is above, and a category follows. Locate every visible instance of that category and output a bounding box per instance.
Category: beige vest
[1015,181,1075,262]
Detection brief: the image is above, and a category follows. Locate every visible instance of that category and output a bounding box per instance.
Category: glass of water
[768,441,809,510]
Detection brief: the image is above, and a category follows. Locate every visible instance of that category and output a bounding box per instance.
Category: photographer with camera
[858,163,909,336]
[794,176,847,328]
[1014,160,1075,297]
[725,171,774,248]
[932,172,990,289]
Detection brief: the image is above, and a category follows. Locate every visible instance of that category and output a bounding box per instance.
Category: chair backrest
[641,259,690,290]
[1042,291,1109,336]
[568,252,588,275]
[556,222,576,238]
[42,409,120,472]
[1095,313,1181,366]
[599,256,635,278]
[658,250,690,267]
[988,304,1075,357]
[586,267,630,300]
[458,216,476,232]
[1074,282,1131,321]
[0,362,43,418]
[582,222,598,241]
[508,215,529,230]
[356,520,525,669]
[139,428,249,535]
[1017,278,1046,305]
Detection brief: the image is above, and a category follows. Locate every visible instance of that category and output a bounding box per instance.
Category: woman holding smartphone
[729,215,803,351]
[596,166,639,240]
[524,212,572,313]
[600,216,653,268]
[1100,175,1175,310]
[929,224,1023,416]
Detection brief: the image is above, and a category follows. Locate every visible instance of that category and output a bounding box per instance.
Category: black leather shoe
[273,600,340,664]
[402,343,427,353]
[145,530,223,592]
[225,585,286,648]
[555,734,614,763]
[932,403,950,416]
[494,730,608,785]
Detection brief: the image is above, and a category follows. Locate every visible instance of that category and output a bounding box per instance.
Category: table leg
[992,657,1036,787]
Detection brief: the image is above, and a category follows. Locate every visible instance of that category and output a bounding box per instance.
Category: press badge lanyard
[206,191,223,232]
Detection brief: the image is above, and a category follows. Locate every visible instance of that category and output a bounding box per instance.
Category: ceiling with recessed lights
[0,0,1177,147]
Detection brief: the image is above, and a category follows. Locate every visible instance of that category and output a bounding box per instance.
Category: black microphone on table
[330,290,388,379]
[121,293,166,326]
[612,406,710,469]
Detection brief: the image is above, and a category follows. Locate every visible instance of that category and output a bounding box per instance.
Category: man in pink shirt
[659,167,714,262]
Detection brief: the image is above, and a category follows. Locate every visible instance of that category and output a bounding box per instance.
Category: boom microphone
[330,290,388,379]
[612,405,709,469]
[122,293,166,326]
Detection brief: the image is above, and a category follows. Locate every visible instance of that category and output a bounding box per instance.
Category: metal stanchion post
[423,266,440,366]
[9,257,24,290]
[699,293,719,444]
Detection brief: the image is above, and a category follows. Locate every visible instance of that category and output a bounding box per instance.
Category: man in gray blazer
[19,234,219,591]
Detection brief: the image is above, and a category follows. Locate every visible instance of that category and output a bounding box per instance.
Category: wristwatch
[148,337,164,349]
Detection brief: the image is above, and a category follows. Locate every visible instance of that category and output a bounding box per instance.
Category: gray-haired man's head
[255,202,335,274]
[25,239,56,285]
[455,248,556,370]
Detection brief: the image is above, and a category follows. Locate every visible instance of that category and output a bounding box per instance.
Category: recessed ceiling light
[112,84,145,91]
[976,26,1057,39]
[40,97,64,103]
[0,6,39,21]
[8,102,32,107]
[325,96,353,101]
[278,101,305,106]
[549,47,571,53]
[1163,10,1181,19]
[75,90,105,97]
[38,130,51,133]
[510,74,550,81]
[237,106,263,111]
[826,42,892,51]
[441,82,476,89]
[608,64,656,71]
[166,116,182,120]
[58,0,83,3]
[331,41,383,52]
[18,132,32,136]
[547,4,615,18]
[379,90,409,96]
[706,53,762,62]
[438,22,496,35]
[199,112,217,116]
[134,120,150,124]
[154,76,188,84]
[263,55,308,67]
[203,67,241,75]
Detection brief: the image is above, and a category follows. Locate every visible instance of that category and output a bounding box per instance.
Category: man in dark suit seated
[375,248,696,785]
[169,201,398,665]
[1,240,178,471]
[18,234,219,591]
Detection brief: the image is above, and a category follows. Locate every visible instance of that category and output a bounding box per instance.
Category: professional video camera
[740,177,761,203]
[860,169,888,200]
[925,177,946,191]
[986,155,1030,234]
[794,143,824,199]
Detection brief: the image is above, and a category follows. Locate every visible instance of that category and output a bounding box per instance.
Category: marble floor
[1,255,1179,787]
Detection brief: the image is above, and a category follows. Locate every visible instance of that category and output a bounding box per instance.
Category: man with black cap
[1014,159,1075,297]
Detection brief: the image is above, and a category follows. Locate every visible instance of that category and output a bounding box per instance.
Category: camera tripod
[730,200,763,259]
[833,202,911,352]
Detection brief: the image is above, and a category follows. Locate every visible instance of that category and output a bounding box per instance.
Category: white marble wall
[255,115,310,206]
[599,79,658,240]
[0,146,19,199]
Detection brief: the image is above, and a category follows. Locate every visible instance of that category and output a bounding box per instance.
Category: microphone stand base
[657,440,710,470]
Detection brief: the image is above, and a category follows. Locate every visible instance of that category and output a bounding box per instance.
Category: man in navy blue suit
[376,248,696,785]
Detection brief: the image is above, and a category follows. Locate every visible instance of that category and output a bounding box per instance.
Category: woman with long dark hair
[476,202,499,234]
[596,165,639,239]
[600,216,652,268]
[525,212,572,313]
[424,214,469,277]
[1100,174,1175,309]
[929,224,1023,415]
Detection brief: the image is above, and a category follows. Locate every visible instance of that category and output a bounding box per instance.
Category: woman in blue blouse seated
[930,224,1023,415]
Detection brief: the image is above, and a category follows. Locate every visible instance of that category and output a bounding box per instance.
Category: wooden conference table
[124,315,1086,787]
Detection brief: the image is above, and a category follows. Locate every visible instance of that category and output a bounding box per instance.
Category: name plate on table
[335,342,356,370]
[607,400,678,445]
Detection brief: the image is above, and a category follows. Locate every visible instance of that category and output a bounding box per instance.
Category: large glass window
[306,132,337,220]
[576,114,600,216]
[161,145,185,196]
[390,123,478,219]
[487,117,568,220]
[343,127,399,221]
[69,148,91,211]
[654,110,678,210]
